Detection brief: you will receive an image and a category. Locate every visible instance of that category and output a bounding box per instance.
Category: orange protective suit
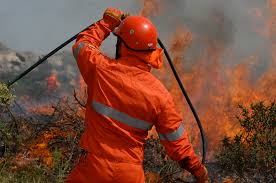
[66,18,201,183]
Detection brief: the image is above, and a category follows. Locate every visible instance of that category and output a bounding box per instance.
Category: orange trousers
[66,153,145,183]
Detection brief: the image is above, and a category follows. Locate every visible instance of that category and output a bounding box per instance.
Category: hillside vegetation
[0,88,275,182]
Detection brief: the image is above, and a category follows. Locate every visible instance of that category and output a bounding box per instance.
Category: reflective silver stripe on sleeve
[92,101,153,131]
[158,124,184,141]
[73,42,85,59]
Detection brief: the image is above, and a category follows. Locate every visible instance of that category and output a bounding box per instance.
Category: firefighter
[67,8,209,183]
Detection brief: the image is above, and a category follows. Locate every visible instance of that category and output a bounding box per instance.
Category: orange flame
[139,0,162,17]
[22,1,275,164]
[27,105,55,116]
[153,2,276,158]
[138,0,276,158]
[269,0,276,9]
[27,129,73,167]
[45,73,60,92]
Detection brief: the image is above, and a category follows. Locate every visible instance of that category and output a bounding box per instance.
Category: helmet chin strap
[115,38,121,59]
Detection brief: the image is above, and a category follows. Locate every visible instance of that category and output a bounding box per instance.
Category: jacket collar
[118,44,163,71]
[118,56,151,72]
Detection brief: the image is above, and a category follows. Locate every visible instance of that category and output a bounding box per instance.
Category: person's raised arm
[72,8,124,84]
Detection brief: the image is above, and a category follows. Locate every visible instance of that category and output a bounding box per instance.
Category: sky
[0,0,271,60]
[0,0,141,53]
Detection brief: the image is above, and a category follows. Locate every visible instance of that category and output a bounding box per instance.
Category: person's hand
[103,8,125,28]
[179,159,209,183]
[191,164,209,183]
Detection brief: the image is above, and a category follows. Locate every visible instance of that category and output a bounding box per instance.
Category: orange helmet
[113,16,158,51]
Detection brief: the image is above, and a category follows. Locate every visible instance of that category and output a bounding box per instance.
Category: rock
[0,51,26,73]
[15,53,26,62]
[0,44,39,75]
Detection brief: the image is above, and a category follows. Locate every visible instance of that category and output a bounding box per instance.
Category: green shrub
[217,101,276,178]
[0,83,14,104]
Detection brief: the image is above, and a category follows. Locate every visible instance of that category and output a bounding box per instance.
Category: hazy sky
[0,0,271,59]
[0,0,140,53]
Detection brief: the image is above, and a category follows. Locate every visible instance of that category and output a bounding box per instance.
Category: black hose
[5,22,207,163]
[157,38,207,164]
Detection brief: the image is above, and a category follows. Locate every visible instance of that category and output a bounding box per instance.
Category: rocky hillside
[0,42,35,74]
[0,42,80,100]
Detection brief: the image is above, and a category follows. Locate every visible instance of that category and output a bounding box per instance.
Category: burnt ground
[143,138,275,183]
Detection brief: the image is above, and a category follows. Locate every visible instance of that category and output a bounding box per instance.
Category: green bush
[217,101,276,178]
[0,83,14,104]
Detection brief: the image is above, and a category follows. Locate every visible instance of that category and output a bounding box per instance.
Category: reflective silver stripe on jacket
[158,124,184,141]
[92,101,153,131]
[73,42,85,59]
[73,42,98,59]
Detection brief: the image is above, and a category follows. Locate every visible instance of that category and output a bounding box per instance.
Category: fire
[269,0,276,9]
[140,0,276,159]
[45,73,60,92]
[19,0,275,167]
[171,39,274,157]
[222,178,233,183]
[251,0,276,38]
[139,0,162,17]
[27,129,74,167]
[169,27,193,57]
[27,105,55,116]
[145,172,160,183]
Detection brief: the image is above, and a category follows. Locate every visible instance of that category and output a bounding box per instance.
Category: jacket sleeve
[155,93,201,170]
[72,19,115,84]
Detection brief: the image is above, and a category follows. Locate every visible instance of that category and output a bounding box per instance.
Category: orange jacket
[71,18,200,180]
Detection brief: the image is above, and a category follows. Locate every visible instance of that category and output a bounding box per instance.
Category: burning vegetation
[0,97,84,182]
[148,0,276,159]
[217,102,275,182]
[0,0,275,182]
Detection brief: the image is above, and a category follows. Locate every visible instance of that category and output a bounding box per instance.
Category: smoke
[169,26,193,56]
[138,0,272,63]
[139,0,162,16]
[138,0,275,83]
[0,0,274,160]
[1,0,270,57]
[139,0,275,159]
